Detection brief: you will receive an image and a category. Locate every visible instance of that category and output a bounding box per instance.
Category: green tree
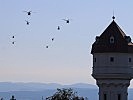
[46,88,88,100]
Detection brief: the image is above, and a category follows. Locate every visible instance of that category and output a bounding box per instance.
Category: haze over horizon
[0,0,133,88]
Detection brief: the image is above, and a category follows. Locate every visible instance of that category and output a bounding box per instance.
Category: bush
[46,88,87,100]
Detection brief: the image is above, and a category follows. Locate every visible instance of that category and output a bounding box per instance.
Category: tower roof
[91,20,133,53]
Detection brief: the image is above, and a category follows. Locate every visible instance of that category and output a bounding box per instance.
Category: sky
[0,0,133,87]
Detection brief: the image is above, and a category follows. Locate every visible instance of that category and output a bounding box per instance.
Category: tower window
[104,94,107,100]
[110,57,114,62]
[118,94,121,100]
[94,58,96,62]
[110,36,115,44]
[129,58,132,62]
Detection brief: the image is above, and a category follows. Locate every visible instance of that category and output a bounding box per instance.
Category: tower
[91,17,133,100]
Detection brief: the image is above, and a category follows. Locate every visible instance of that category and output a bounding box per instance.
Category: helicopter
[12,36,15,38]
[46,45,49,48]
[62,19,70,23]
[23,11,32,15]
[25,20,30,25]
[52,38,54,41]
[12,41,16,45]
[57,26,60,30]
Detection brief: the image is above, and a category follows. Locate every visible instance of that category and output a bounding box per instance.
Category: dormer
[110,36,115,44]
[95,36,100,44]
[124,36,131,43]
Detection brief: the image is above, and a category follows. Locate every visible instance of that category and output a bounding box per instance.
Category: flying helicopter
[52,38,54,41]
[57,26,60,30]
[11,35,17,39]
[12,36,15,38]
[23,11,32,15]
[23,10,36,16]
[46,45,49,48]
[25,20,30,25]
[62,19,70,23]
[12,41,16,44]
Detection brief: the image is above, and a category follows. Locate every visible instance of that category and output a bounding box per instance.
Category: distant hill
[64,83,97,89]
[0,82,132,100]
[0,82,97,92]
[0,82,98,100]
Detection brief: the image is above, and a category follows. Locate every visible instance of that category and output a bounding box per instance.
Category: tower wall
[92,53,133,76]
[98,79,129,100]
[92,53,133,100]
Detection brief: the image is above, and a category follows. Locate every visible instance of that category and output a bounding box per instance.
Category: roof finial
[112,10,115,20]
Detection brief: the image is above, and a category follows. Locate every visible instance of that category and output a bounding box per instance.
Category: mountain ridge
[0,82,97,92]
[0,82,132,100]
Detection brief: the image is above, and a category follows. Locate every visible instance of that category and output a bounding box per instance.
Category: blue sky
[0,0,133,87]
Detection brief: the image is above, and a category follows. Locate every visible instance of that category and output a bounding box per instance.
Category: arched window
[110,36,115,44]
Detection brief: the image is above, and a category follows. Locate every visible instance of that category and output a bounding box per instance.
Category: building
[91,16,133,100]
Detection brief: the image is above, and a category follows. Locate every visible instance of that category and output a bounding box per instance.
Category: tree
[0,98,3,100]
[10,95,16,100]
[46,88,88,100]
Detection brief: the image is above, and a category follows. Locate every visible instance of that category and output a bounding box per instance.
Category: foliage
[10,95,16,100]
[46,88,88,100]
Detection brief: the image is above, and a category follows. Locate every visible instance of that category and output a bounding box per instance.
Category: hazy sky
[0,0,133,87]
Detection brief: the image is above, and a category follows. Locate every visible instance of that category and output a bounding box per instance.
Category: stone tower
[91,17,133,100]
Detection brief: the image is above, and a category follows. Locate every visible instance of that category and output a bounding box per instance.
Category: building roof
[91,20,133,53]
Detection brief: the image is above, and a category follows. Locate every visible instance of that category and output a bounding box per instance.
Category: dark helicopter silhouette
[52,38,54,41]
[62,19,70,23]
[25,20,30,25]
[12,36,15,38]
[12,41,16,44]
[46,45,49,48]
[57,26,60,30]
[23,11,32,16]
